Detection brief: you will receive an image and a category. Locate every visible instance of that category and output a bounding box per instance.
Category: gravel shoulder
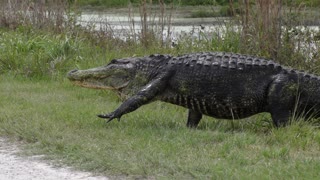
[0,138,108,180]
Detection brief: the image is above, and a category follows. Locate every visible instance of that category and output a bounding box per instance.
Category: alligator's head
[67,58,138,96]
[68,54,172,99]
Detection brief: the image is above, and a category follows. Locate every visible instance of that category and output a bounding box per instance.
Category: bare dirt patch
[0,138,108,180]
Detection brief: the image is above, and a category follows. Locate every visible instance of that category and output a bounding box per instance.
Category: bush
[190,10,219,18]
[178,0,215,6]
[76,0,133,7]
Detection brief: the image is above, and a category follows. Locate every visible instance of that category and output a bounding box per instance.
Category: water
[78,11,230,41]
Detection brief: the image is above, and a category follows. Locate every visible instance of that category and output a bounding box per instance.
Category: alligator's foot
[97,113,121,123]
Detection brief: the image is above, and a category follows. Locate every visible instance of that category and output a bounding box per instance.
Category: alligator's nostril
[69,69,78,73]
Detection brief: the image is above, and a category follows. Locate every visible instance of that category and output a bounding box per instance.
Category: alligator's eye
[106,59,117,66]
[110,59,117,64]
[121,61,131,64]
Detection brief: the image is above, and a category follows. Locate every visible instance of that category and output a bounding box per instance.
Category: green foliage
[75,0,320,8]
[178,0,216,6]
[0,28,176,77]
[72,0,320,9]
[190,9,219,18]
[0,30,83,77]
[76,0,223,7]
[76,0,133,7]
[219,3,241,17]
[286,0,320,7]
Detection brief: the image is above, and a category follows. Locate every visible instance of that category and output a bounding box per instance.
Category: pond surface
[78,9,230,41]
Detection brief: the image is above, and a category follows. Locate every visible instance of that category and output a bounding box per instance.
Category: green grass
[1,74,320,179]
[0,29,176,77]
[0,29,83,77]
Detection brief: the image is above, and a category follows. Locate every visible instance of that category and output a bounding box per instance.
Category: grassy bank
[1,75,320,179]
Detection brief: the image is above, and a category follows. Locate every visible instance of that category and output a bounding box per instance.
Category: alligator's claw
[97,114,112,118]
[97,112,121,123]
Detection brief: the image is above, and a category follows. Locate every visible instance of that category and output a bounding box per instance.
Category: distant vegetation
[76,0,220,7]
[75,0,320,18]
[75,0,320,8]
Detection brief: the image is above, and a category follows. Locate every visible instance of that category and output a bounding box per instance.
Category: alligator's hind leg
[268,91,293,127]
[267,75,297,127]
[187,109,202,128]
[270,110,291,127]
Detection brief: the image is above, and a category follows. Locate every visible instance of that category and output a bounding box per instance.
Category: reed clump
[231,0,320,72]
[0,0,77,32]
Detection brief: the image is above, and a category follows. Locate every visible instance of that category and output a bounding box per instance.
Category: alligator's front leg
[98,73,171,123]
[187,109,202,128]
[97,94,150,123]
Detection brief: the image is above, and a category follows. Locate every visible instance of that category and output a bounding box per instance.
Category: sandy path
[0,138,108,180]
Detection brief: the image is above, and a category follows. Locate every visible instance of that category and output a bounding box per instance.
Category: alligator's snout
[67,69,78,80]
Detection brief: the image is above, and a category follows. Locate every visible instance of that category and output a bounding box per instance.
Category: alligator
[67,52,320,128]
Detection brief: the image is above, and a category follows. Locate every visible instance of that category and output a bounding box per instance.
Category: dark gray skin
[67,52,320,128]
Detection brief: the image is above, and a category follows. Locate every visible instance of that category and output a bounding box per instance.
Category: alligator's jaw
[71,80,129,90]
[67,59,135,92]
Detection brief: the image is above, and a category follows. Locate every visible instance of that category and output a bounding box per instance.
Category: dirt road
[0,138,108,180]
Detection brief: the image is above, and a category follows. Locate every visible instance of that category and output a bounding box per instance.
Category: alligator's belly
[161,94,265,119]
[203,104,261,119]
